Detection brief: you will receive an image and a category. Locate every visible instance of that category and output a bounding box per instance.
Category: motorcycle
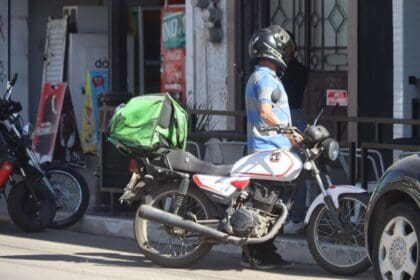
[0,74,89,231]
[120,110,371,276]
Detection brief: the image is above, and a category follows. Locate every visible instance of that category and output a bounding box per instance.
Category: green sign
[162,11,185,49]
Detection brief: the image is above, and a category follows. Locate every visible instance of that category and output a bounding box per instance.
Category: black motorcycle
[1,75,90,230]
[0,74,57,231]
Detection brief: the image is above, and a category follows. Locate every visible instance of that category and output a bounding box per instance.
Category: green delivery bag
[108,93,188,156]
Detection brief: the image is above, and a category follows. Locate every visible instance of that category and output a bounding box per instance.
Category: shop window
[270,0,348,71]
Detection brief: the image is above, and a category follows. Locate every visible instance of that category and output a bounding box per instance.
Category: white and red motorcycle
[120,118,371,276]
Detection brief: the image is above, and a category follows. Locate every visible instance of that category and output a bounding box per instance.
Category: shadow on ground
[0,221,372,279]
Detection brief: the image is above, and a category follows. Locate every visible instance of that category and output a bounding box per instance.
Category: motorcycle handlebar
[260,125,297,134]
[9,73,18,87]
[4,73,18,101]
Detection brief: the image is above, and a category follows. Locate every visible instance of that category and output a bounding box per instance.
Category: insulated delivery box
[108,93,188,156]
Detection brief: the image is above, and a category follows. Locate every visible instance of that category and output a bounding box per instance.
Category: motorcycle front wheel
[7,181,56,232]
[45,165,90,229]
[134,182,215,268]
[307,193,371,276]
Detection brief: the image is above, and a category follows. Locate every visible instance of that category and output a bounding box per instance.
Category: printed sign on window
[162,10,185,49]
[326,89,348,107]
[161,7,186,105]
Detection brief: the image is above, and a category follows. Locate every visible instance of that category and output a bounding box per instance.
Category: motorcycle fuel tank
[230,149,303,181]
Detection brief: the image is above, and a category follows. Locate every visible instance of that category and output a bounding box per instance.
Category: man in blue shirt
[246,64,292,153]
[242,25,302,270]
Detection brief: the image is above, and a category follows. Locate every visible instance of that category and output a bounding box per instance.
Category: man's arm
[259,102,288,126]
[260,102,303,145]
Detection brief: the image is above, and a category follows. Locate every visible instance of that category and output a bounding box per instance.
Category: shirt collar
[255,65,277,78]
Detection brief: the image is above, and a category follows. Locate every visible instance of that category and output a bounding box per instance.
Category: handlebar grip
[10,73,18,86]
[260,125,286,133]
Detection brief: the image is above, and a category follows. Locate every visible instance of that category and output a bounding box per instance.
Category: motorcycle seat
[157,149,233,176]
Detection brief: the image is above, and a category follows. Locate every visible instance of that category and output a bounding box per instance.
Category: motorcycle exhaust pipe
[138,203,288,245]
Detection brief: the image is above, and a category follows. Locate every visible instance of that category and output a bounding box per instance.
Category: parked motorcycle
[0,74,89,231]
[0,74,56,232]
[120,111,371,276]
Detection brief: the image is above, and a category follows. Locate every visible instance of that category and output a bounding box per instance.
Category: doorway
[269,0,349,140]
[138,6,162,94]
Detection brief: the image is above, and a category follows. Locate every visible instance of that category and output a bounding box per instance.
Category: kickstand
[242,242,256,269]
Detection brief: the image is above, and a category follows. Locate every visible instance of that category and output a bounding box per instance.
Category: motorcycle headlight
[321,138,340,161]
[23,123,34,138]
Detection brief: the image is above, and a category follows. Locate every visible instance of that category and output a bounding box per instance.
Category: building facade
[187,0,420,144]
[0,0,418,148]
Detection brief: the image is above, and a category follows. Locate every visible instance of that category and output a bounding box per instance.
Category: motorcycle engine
[252,182,281,213]
[229,208,256,235]
[228,182,282,237]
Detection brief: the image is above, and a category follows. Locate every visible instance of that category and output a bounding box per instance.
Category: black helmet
[249,25,295,76]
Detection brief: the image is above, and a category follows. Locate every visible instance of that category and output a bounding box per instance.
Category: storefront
[0,0,419,204]
[18,0,185,204]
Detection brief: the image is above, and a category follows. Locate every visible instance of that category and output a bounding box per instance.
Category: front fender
[304,185,367,224]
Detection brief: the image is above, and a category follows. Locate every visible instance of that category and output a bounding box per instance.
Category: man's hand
[286,130,304,146]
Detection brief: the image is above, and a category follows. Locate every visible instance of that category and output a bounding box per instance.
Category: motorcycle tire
[7,181,56,232]
[44,165,90,229]
[134,182,215,268]
[306,193,371,276]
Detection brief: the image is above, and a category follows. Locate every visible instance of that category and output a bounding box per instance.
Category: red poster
[33,83,66,163]
[33,83,85,166]
[161,6,186,105]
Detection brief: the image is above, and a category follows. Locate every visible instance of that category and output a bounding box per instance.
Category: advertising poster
[0,0,8,89]
[33,83,85,166]
[33,83,67,163]
[161,7,186,105]
[55,92,85,167]
[81,69,109,155]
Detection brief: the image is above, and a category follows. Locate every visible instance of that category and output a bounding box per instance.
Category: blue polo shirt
[245,65,292,152]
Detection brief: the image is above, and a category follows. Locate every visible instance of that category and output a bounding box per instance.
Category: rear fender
[304,185,367,224]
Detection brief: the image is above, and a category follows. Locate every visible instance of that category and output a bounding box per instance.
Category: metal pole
[259,0,270,28]
[361,146,368,189]
[108,0,128,93]
[304,0,311,69]
[7,0,11,80]
[349,142,356,185]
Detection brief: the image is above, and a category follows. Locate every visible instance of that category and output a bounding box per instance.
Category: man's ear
[271,88,281,104]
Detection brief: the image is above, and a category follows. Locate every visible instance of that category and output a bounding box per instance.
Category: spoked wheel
[373,203,419,280]
[134,182,214,267]
[45,166,89,229]
[307,193,371,275]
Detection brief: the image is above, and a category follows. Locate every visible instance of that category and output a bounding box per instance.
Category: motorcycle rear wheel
[7,181,56,232]
[307,193,371,275]
[134,182,215,268]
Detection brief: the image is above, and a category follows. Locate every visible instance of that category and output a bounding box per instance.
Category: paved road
[0,221,373,280]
